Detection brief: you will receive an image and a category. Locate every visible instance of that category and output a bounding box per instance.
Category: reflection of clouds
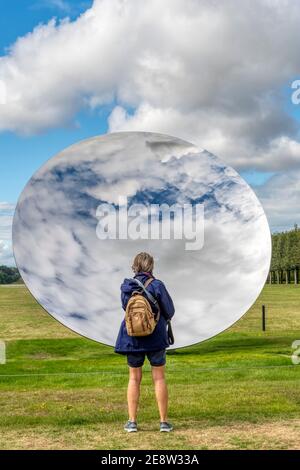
[12,132,271,348]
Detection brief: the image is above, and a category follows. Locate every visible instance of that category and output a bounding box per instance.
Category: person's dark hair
[132,252,154,274]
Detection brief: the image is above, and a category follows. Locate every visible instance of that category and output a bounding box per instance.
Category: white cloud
[108,104,300,172]
[31,0,77,14]
[0,0,299,173]
[256,170,300,231]
[44,0,71,12]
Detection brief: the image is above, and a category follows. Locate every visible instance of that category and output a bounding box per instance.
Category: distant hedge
[0,266,21,284]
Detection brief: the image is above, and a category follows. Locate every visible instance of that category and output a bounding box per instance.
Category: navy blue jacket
[114,272,175,354]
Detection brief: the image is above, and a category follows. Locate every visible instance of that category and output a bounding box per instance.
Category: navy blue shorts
[127,349,166,368]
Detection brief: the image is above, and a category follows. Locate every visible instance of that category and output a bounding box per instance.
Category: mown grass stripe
[0,363,298,378]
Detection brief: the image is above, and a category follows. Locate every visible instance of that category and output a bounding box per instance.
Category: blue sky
[0,0,109,203]
[0,106,114,202]
[0,0,93,57]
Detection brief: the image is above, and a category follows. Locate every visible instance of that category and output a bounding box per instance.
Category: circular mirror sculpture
[12,132,271,349]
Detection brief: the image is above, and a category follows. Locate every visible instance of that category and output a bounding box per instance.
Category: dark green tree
[0,266,21,284]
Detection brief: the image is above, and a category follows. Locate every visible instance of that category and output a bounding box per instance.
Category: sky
[12,132,271,347]
[1,0,300,265]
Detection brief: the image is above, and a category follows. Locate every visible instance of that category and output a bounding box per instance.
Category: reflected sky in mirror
[12,132,271,348]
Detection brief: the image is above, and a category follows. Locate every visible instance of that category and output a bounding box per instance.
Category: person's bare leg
[152,365,168,422]
[127,366,142,422]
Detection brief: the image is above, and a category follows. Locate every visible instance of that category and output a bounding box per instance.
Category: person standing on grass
[115,252,175,433]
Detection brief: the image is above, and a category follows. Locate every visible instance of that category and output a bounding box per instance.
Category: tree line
[269,224,300,284]
[0,266,21,284]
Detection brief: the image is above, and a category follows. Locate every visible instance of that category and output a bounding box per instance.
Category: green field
[0,284,299,450]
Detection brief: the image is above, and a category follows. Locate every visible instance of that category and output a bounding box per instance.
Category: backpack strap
[144,277,154,289]
[133,278,160,318]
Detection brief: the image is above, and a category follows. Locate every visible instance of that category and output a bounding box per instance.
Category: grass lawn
[0,284,299,450]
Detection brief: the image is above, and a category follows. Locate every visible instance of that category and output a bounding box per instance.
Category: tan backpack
[125,278,160,337]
